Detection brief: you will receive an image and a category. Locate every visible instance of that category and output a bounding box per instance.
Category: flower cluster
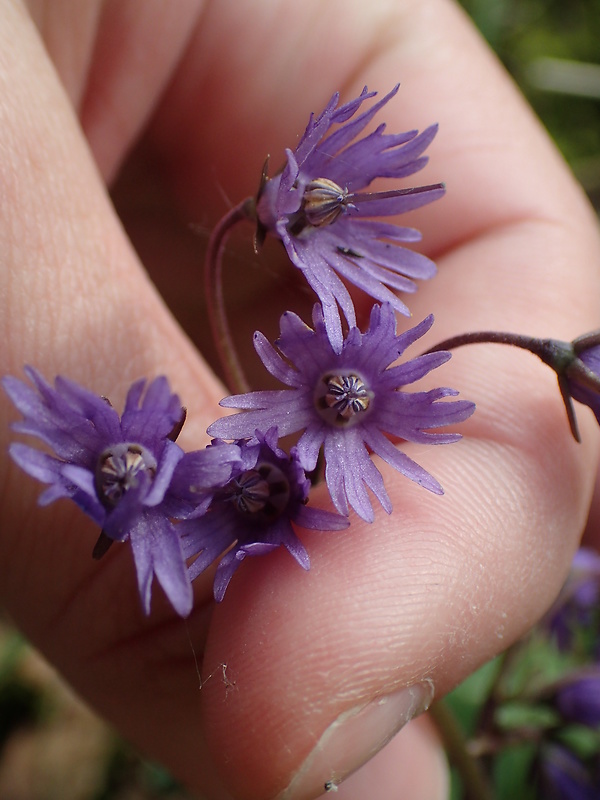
[3,87,476,615]
[6,82,600,800]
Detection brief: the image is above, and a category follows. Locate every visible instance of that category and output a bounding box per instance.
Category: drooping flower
[179,428,348,602]
[3,368,240,617]
[565,331,600,426]
[254,85,445,351]
[208,303,475,522]
[423,329,600,443]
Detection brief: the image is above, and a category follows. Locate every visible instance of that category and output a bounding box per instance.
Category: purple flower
[555,669,600,728]
[179,428,348,602]
[208,303,475,522]
[3,368,240,617]
[538,745,598,800]
[255,85,445,352]
[566,333,600,425]
[544,548,600,652]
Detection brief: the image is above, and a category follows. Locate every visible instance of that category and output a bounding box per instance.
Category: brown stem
[429,700,496,800]
[204,198,255,394]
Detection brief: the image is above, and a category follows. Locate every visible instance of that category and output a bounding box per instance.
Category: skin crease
[0,0,599,797]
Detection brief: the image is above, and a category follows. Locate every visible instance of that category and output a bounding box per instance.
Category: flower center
[95,443,157,508]
[317,373,373,426]
[227,462,290,523]
[302,177,351,227]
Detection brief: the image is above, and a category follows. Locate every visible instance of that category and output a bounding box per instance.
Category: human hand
[1,2,599,799]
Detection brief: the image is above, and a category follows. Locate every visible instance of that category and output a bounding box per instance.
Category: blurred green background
[460,0,600,204]
[2,3,600,799]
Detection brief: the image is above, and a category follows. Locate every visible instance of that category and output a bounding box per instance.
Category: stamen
[95,443,156,508]
[228,462,290,521]
[303,178,350,227]
[318,373,373,425]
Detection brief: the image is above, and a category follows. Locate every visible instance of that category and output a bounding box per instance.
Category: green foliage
[493,743,539,800]
[444,600,600,797]
[445,657,502,735]
[556,724,600,760]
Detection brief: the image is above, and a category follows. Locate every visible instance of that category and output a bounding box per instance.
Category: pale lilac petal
[129,512,193,617]
[294,505,350,530]
[378,352,451,390]
[363,427,444,495]
[208,400,313,441]
[334,218,437,279]
[9,443,62,485]
[144,441,185,506]
[252,333,300,386]
[60,463,98,498]
[295,423,327,472]
[218,388,293,410]
[311,86,398,174]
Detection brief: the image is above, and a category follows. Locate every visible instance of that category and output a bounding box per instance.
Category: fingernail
[276,679,434,799]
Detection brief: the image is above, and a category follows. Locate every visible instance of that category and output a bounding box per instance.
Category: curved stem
[424,330,567,363]
[204,198,255,394]
[429,700,496,800]
[423,330,583,441]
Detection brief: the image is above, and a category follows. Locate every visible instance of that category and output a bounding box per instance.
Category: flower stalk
[425,329,600,442]
[204,197,256,394]
[429,700,496,800]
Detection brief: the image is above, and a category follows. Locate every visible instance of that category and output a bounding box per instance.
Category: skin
[1,0,599,798]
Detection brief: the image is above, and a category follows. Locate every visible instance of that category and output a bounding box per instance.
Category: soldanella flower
[254,85,445,352]
[180,428,348,602]
[208,303,475,522]
[3,368,240,617]
[564,331,600,426]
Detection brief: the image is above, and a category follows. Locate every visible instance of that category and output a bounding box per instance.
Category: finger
[0,5,240,794]
[0,0,224,671]
[78,0,205,182]
[331,715,448,800]
[24,0,205,183]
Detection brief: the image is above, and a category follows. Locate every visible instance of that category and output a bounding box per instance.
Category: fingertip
[332,715,449,800]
